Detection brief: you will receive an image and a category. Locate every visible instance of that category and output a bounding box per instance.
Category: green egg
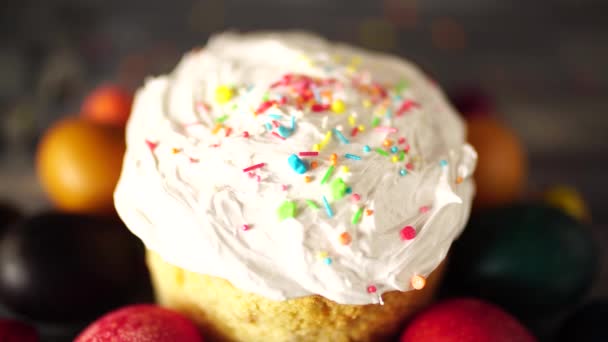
[445,203,597,317]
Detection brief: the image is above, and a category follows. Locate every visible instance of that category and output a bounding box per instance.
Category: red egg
[0,319,38,342]
[400,298,536,342]
[75,304,203,342]
[81,84,133,127]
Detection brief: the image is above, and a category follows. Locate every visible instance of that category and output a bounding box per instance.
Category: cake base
[146,251,446,342]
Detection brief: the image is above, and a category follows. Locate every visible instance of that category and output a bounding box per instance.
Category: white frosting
[114,32,477,305]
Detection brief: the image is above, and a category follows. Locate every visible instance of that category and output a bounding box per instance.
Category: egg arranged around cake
[114,32,477,341]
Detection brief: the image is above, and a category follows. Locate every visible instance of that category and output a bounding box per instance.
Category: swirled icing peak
[114,31,477,305]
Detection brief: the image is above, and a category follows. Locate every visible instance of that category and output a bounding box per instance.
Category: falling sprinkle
[305,199,320,210]
[299,151,319,157]
[352,207,364,224]
[333,128,350,144]
[375,148,389,157]
[322,195,334,218]
[321,165,335,185]
[400,226,417,240]
[411,275,427,290]
[339,232,352,245]
[242,163,265,173]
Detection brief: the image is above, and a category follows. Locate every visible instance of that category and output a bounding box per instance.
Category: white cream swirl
[114,31,477,305]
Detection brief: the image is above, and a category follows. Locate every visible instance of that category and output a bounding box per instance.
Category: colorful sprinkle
[339,232,352,245]
[330,178,348,201]
[375,126,398,133]
[171,148,182,154]
[215,85,234,104]
[345,153,362,161]
[456,176,464,184]
[299,151,319,157]
[331,99,346,113]
[406,162,414,171]
[419,206,430,213]
[383,139,393,147]
[310,160,319,169]
[352,207,364,224]
[278,125,293,138]
[396,99,419,116]
[375,148,389,157]
[398,150,405,161]
[322,195,334,218]
[366,209,374,216]
[288,154,308,174]
[358,124,366,132]
[145,140,159,152]
[351,127,359,137]
[320,165,335,185]
[241,224,250,231]
[363,145,371,153]
[333,128,350,144]
[340,166,350,173]
[305,199,320,210]
[243,163,265,173]
[351,193,361,202]
[367,285,377,293]
[264,122,272,131]
[215,114,229,123]
[411,275,426,290]
[272,131,286,140]
[440,159,448,167]
[400,226,416,240]
[304,175,313,183]
[348,116,356,126]
[324,257,333,265]
[277,200,297,221]
[212,124,222,135]
[390,146,399,153]
[398,137,406,144]
[363,99,372,108]
[372,117,381,128]
[243,131,250,138]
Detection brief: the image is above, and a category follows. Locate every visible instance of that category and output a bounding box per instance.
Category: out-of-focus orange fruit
[467,116,527,209]
[36,117,125,214]
[81,84,133,127]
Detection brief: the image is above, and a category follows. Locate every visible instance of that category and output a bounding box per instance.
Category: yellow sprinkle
[358,125,365,132]
[172,148,182,154]
[351,56,362,66]
[305,176,313,183]
[411,275,427,290]
[215,85,234,104]
[331,99,346,114]
[348,116,356,127]
[391,155,399,163]
[312,144,320,152]
[317,251,328,259]
[346,65,357,74]
[362,99,372,108]
[212,124,222,135]
[341,166,350,173]
[332,54,343,63]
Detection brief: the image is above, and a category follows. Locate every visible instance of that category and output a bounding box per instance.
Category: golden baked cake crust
[147,251,446,342]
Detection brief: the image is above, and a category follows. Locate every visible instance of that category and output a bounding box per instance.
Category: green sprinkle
[395,79,408,93]
[262,92,270,101]
[352,207,364,224]
[330,178,348,201]
[320,165,335,185]
[215,114,229,123]
[277,201,297,221]
[398,150,405,161]
[375,148,389,157]
[372,117,381,128]
[305,200,320,210]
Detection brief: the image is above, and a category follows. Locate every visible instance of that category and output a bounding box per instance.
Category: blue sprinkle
[291,116,296,130]
[345,153,362,160]
[333,129,350,144]
[268,114,283,120]
[385,109,393,118]
[278,126,293,138]
[440,159,448,167]
[363,145,371,153]
[288,154,308,174]
[399,169,408,176]
[345,187,352,194]
[324,257,333,265]
[390,146,399,154]
[264,123,272,131]
[322,195,333,218]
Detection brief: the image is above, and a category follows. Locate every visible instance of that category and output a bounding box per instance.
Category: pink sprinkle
[255,100,277,115]
[367,285,377,294]
[400,226,417,240]
[299,151,319,157]
[375,126,398,133]
[351,194,361,202]
[404,144,411,152]
[396,100,419,116]
[272,120,281,128]
[145,140,159,152]
[271,132,286,140]
[243,163,265,173]
[243,131,250,138]
[248,172,256,178]
[189,157,199,163]
[406,162,414,171]
[224,127,232,137]
[195,102,210,113]
[420,206,430,214]
[242,224,250,231]
[256,175,261,182]
[281,184,289,191]
[311,103,330,112]
[351,127,359,137]
[398,137,406,144]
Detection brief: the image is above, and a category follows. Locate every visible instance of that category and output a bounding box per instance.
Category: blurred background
[0,0,607,341]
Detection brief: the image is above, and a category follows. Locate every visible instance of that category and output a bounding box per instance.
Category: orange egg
[36,117,125,214]
[81,84,133,127]
[467,116,527,209]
